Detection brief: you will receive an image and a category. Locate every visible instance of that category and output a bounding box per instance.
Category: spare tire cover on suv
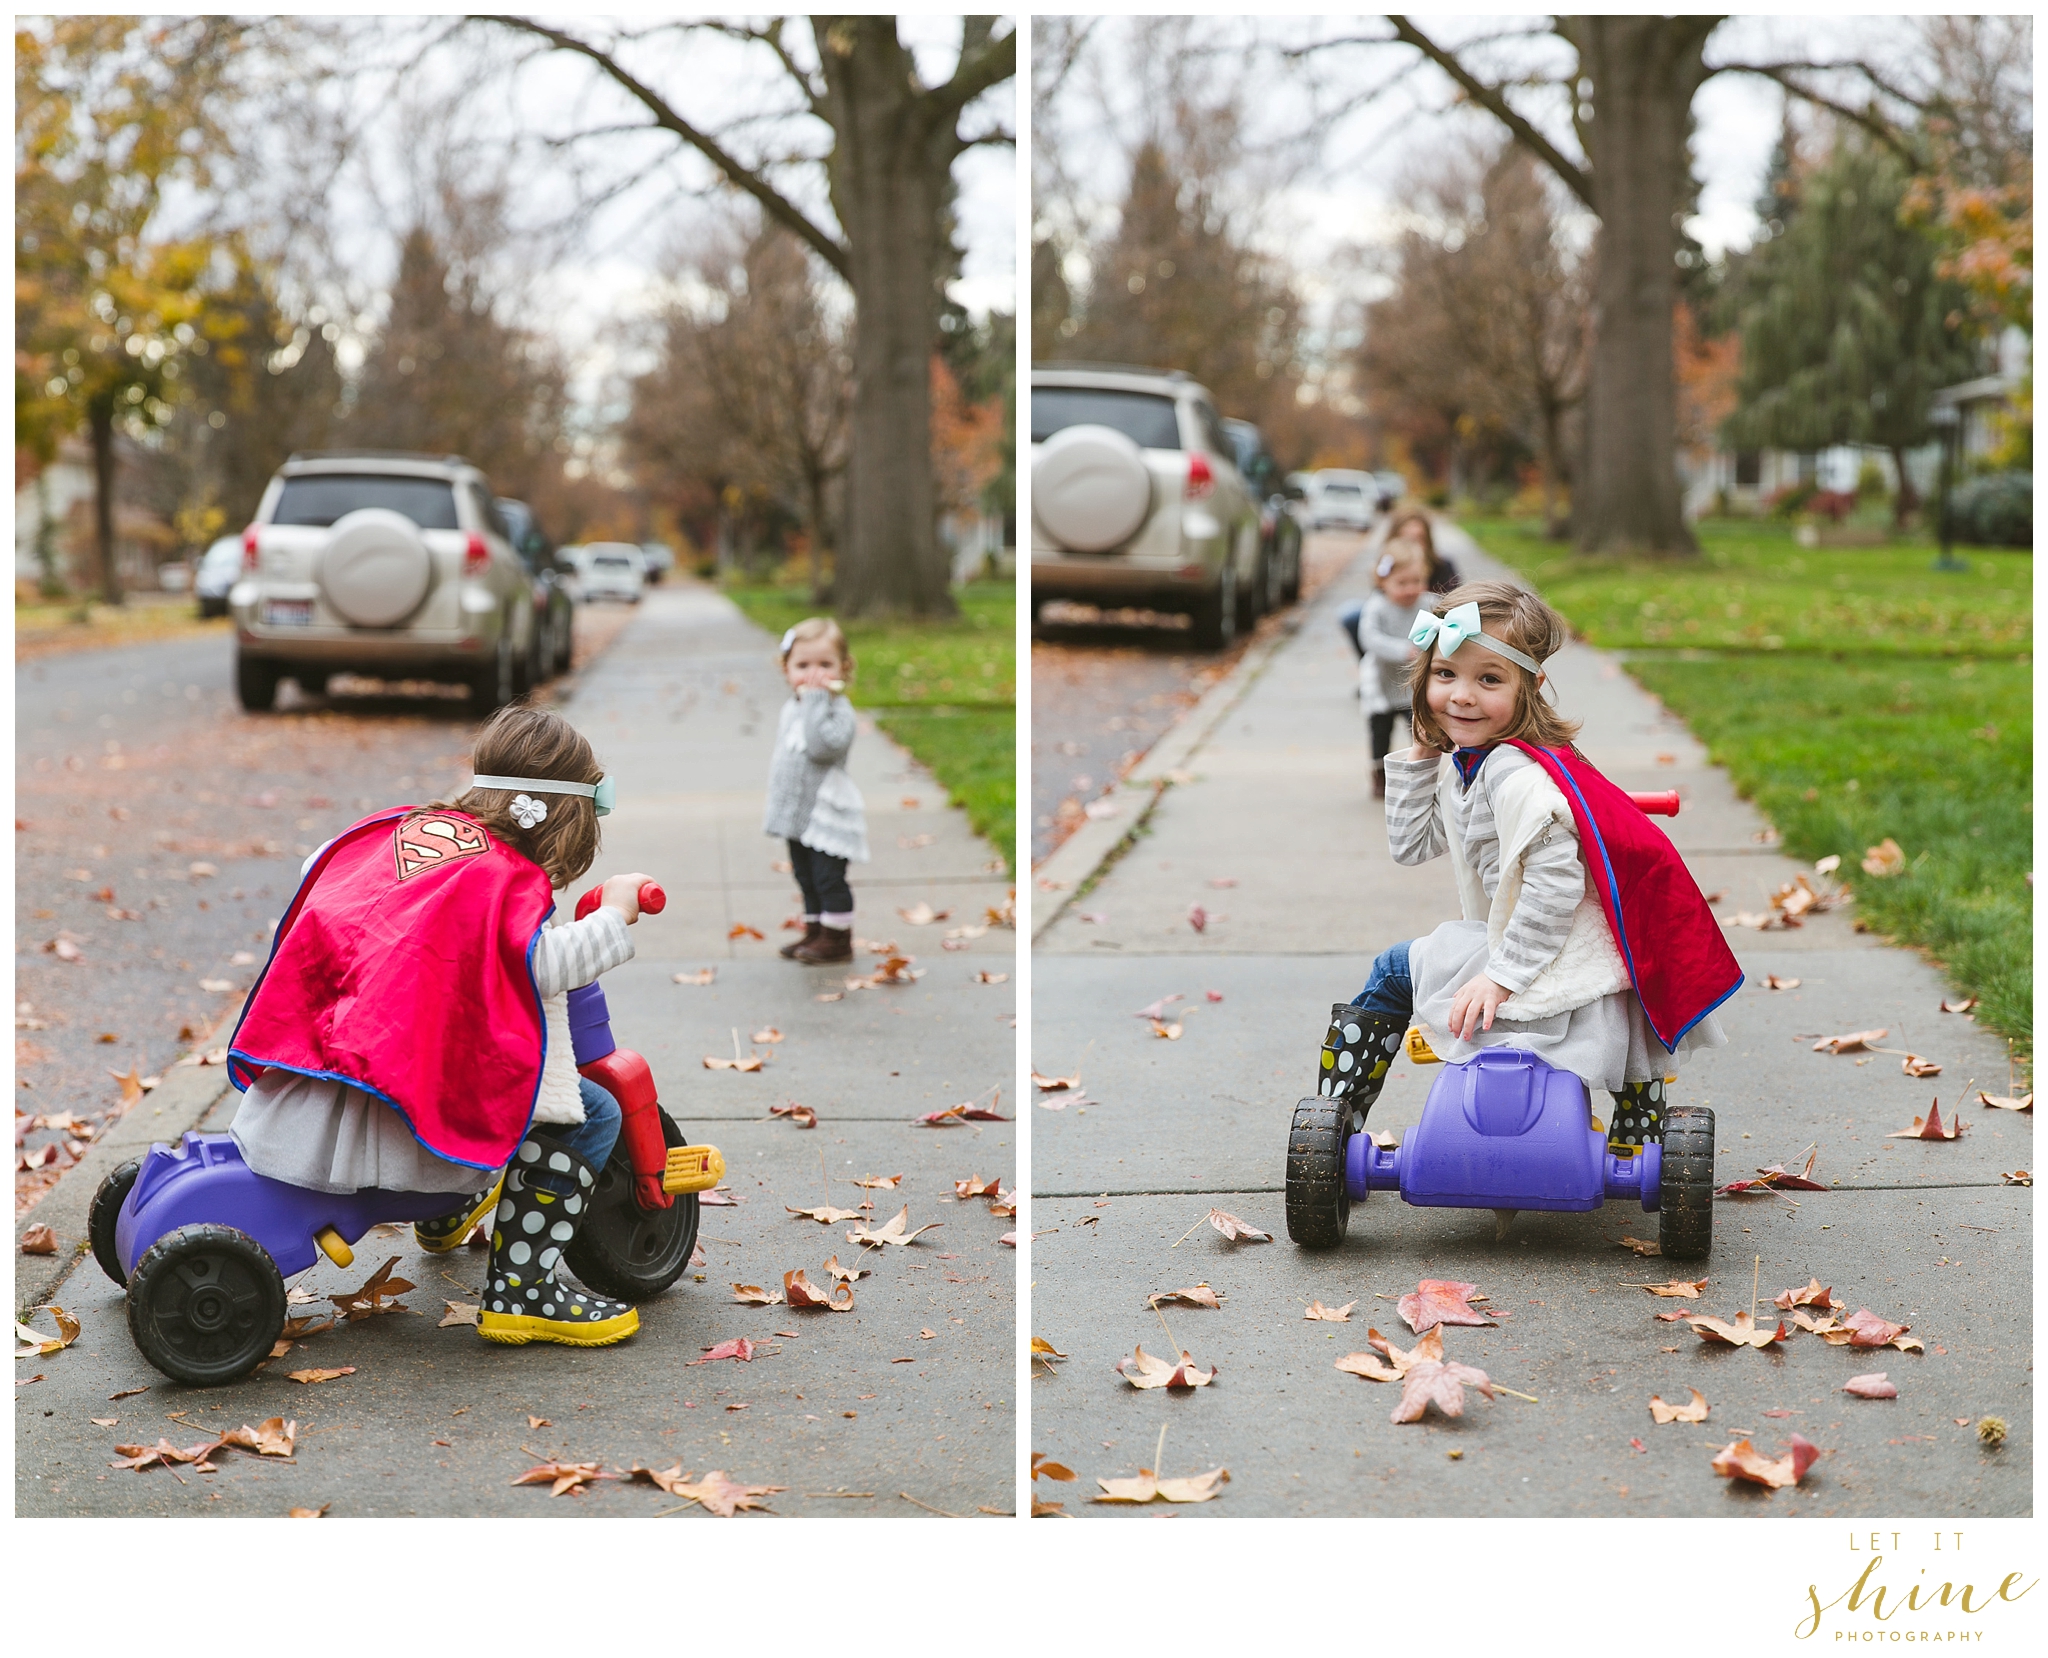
[1033,423,1153,553]
[316,508,434,627]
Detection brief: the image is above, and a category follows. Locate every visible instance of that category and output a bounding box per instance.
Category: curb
[1029,610,1309,941]
[14,1056,235,1313]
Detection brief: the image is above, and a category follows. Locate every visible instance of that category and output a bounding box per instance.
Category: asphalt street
[17,584,1017,1518]
[1028,527,2031,1517]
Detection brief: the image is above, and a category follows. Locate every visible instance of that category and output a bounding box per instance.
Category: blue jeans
[1350,940,1415,1019]
[538,1076,621,1170]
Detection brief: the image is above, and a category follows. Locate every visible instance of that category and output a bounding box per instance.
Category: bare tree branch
[475,14,850,278]
[928,18,1018,132]
[1384,15,1594,209]
[1711,62,1928,167]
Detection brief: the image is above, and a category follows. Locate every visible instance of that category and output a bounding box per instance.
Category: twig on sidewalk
[898,1491,959,1517]
[1168,1213,1209,1250]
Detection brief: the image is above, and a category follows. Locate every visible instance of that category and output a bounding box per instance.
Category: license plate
[262,600,313,626]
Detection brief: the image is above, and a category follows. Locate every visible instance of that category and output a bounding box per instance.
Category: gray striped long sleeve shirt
[534,904,633,998]
[1383,746,1586,994]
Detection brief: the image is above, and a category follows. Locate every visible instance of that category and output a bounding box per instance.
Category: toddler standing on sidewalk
[1358,541,1430,798]
[765,618,869,965]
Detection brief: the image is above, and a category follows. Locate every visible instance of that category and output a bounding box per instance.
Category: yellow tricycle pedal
[663,1144,726,1194]
[1405,1026,1442,1065]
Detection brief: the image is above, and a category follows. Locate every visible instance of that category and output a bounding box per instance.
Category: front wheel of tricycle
[1285,1098,1355,1249]
[1658,1105,1716,1260]
[126,1224,287,1387]
[564,1108,701,1301]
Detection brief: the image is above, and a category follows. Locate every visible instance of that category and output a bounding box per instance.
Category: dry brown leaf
[654,1467,784,1515]
[845,1205,941,1247]
[110,1437,224,1472]
[728,923,765,942]
[818,1256,870,1288]
[1031,1337,1068,1359]
[1641,1278,1709,1299]
[731,1283,784,1307]
[786,1203,862,1224]
[1762,975,1802,990]
[2001,1169,2031,1186]
[1814,1028,1888,1055]
[1399,1279,1497,1333]
[1206,1208,1272,1243]
[1861,838,1905,877]
[513,1460,618,1498]
[852,1172,904,1189]
[672,968,716,986]
[689,1338,757,1365]
[15,1305,81,1358]
[19,1224,58,1256]
[1773,1278,1842,1312]
[1116,1344,1215,1391]
[954,1173,1003,1200]
[1391,1356,1496,1423]
[1648,1388,1711,1424]
[1335,1326,1447,1383]
[109,1064,146,1107]
[219,1416,297,1458]
[1842,1373,1898,1399]
[287,1503,331,1518]
[331,1256,414,1321]
[1305,1300,1357,1322]
[1031,1452,1077,1482]
[1091,1466,1229,1505]
[783,1269,854,1312]
[920,1328,937,1339]
[1711,1434,1819,1490]
[1031,1070,1080,1092]
[769,1103,818,1128]
[1900,1053,1942,1078]
[1885,1101,1966,1140]
[973,971,1008,984]
[1683,1311,1789,1350]
[1940,996,1979,1014]
[896,903,950,926]
[703,1052,765,1072]
[1146,1286,1223,1310]
[1976,1091,2032,1113]
[1618,1236,1662,1256]
[438,1301,480,1328]
[286,1366,356,1384]
[1187,903,1208,933]
[1824,1308,1922,1352]
[1133,995,1184,1021]
[1148,1018,1184,1040]
[750,1026,785,1044]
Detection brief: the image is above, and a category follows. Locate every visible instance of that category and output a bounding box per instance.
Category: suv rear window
[1031,387,1181,450]
[1322,483,1363,498]
[271,475,461,530]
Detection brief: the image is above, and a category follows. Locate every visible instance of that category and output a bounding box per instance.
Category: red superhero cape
[227,807,554,1171]
[1504,740,1743,1051]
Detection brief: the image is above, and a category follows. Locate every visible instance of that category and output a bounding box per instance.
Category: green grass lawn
[1462,516,2033,1048]
[720,577,1016,872]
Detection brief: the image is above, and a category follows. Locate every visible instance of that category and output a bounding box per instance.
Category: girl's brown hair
[435,705,603,888]
[1388,511,1456,592]
[1375,539,1429,587]
[1406,579,1583,753]
[779,616,854,681]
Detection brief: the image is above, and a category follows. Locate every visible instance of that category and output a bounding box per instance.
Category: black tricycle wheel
[126,1224,287,1387]
[1285,1097,1356,1249]
[564,1108,701,1301]
[89,1157,143,1287]
[1658,1104,1716,1261]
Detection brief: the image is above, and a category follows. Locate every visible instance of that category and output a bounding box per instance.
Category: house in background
[14,433,178,593]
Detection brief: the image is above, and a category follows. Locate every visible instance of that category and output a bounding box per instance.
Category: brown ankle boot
[780,921,822,959]
[791,925,852,964]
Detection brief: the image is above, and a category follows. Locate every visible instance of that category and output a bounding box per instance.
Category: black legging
[788,839,852,916]
[1368,711,1407,764]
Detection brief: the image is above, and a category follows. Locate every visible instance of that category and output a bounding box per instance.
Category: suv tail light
[1185,453,1215,500]
[241,524,260,571]
[463,533,490,577]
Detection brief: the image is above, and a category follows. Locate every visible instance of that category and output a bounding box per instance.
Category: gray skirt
[1407,918,1727,1094]
[229,1071,495,1195]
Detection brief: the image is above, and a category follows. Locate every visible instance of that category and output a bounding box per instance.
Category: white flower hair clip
[780,626,798,653]
[509,794,548,830]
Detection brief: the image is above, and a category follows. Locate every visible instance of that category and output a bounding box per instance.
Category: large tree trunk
[89,396,124,605]
[817,18,956,619]
[1569,16,1713,555]
[804,464,831,603]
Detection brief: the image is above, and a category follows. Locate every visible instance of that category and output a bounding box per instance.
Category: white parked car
[1308,470,1376,532]
[638,541,675,583]
[194,534,244,616]
[1030,364,1262,650]
[230,452,539,712]
[579,542,647,603]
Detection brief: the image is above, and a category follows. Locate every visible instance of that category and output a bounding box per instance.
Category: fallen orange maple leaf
[1398,1279,1497,1333]
[1682,1311,1789,1350]
[1842,1373,1898,1399]
[1813,1028,1888,1055]
[1146,1286,1222,1310]
[513,1460,618,1498]
[1885,1100,1966,1140]
[1773,1277,1843,1311]
[783,1268,854,1312]
[1711,1434,1819,1491]
[1115,1344,1215,1391]
[1648,1388,1711,1424]
[1206,1208,1271,1243]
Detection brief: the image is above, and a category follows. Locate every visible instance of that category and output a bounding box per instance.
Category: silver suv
[231,453,539,712]
[1030,364,1261,649]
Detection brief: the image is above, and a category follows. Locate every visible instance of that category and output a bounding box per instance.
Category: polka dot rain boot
[413,1175,505,1254]
[1318,1002,1408,1111]
[1607,1076,1668,1151]
[477,1136,639,1347]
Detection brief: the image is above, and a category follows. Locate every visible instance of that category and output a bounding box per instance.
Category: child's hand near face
[785,638,845,694]
[598,871,657,924]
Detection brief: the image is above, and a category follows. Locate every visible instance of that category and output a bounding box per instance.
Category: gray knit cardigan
[762,689,863,854]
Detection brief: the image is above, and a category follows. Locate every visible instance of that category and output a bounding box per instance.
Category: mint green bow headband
[470,774,614,817]
[1409,602,1543,675]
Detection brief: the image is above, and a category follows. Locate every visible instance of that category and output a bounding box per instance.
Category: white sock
[802,914,819,924]
[820,911,854,929]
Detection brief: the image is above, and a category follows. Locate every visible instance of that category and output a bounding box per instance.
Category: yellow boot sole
[477,1306,640,1347]
[415,1176,506,1254]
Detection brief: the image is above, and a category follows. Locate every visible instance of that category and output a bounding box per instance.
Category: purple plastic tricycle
[88,970,711,1387]
[1284,1045,1715,1259]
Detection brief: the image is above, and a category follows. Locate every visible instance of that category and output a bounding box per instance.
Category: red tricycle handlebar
[575,880,667,919]
[1628,791,1680,817]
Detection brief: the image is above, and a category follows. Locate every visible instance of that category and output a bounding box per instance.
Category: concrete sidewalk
[1029,528,2030,1517]
[18,584,1017,1518]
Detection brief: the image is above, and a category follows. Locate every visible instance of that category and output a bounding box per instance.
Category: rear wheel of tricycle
[89,1157,143,1287]
[1658,1105,1716,1260]
[126,1225,286,1386]
[1285,1098,1355,1249]
[564,1108,700,1301]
